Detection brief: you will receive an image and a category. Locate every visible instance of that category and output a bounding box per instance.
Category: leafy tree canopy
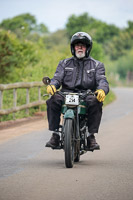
[0,30,39,83]
[0,13,49,39]
[65,12,120,43]
[66,13,95,38]
[116,49,133,78]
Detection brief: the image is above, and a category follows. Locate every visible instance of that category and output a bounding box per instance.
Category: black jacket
[51,56,109,95]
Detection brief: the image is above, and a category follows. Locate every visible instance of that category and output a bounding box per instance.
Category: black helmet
[71,32,92,57]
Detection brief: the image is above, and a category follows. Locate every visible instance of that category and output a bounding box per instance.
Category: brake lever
[43,94,49,97]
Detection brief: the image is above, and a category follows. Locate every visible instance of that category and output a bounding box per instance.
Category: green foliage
[94,23,120,43]
[66,13,94,38]
[0,13,36,38]
[66,13,120,43]
[125,20,133,33]
[34,23,49,34]
[41,29,69,49]
[104,90,116,107]
[0,30,39,83]
[0,13,49,39]
[90,41,104,61]
[105,31,133,60]
[116,50,133,79]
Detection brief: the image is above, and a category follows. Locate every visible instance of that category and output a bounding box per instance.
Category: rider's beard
[75,51,86,59]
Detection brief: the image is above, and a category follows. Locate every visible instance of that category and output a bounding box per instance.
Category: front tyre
[64,119,74,168]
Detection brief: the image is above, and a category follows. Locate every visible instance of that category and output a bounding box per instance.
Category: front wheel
[64,119,74,168]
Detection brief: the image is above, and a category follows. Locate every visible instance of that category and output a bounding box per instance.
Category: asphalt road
[0,87,133,200]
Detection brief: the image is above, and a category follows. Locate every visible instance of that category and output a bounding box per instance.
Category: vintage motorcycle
[43,77,100,168]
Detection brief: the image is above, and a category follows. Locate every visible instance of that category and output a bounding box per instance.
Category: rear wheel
[64,119,74,168]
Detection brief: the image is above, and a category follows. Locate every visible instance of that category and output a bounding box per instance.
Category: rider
[45,31,109,150]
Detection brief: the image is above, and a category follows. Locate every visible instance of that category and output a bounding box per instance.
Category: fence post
[13,89,17,119]
[0,90,3,110]
[26,88,29,115]
[38,86,41,111]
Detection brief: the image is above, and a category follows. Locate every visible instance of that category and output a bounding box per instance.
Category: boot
[87,134,100,150]
[45,132,60,148]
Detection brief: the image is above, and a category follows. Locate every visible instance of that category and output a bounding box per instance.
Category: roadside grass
[104,89,116,107]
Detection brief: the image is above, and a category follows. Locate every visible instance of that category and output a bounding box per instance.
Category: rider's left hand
[95,89,105,102]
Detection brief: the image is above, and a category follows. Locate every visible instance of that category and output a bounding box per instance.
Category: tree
[66,13,95,38]
[94,23,120,43]
[0,13,36,37]
[0,30,38,83]
[65,12,120,43]
[34,23,49,34]
[0,13,49,39]
[126,20,133,32]
[116,49,133,79]
[90,41,104,61]
[105,30,133,60]
[42,29,68,49]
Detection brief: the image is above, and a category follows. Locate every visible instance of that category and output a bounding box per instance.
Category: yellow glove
[47,85,56,95]
[95,89,105,102]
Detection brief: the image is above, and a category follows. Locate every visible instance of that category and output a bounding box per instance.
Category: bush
[116,50,133,79]
[0,30,39,83]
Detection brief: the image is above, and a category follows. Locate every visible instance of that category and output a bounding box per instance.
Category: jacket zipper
[74,61,84,88]
[81,61,84,87]
[74,62,80,87]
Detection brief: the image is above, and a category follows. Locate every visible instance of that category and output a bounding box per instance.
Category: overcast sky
[0,0,133,32]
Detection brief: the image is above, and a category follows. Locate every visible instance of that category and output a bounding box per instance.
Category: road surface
[0,87,133,200]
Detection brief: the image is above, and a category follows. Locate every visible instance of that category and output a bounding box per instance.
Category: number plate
[65,94,79,105]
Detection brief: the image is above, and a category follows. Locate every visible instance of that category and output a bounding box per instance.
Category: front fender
[64,109,74,119]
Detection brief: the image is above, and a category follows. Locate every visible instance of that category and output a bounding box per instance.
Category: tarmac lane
[0,87,133,200]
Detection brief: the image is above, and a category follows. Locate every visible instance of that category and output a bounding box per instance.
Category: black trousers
[46,94,103,133]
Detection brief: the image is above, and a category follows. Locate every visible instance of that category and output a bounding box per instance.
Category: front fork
[76,106,80,139]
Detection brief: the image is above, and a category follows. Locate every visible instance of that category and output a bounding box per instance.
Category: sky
[0,0,133,32]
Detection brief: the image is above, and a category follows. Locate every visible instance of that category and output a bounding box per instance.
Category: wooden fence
[0,82,47,117]
[126,71,133,84]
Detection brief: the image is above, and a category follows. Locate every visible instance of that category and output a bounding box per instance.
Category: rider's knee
[85,95,103,109]
[85,95,97,106]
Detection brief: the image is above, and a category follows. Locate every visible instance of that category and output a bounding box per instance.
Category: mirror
[42,76,51,85]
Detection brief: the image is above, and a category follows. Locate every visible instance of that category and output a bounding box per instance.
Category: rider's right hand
[47,85,56,95]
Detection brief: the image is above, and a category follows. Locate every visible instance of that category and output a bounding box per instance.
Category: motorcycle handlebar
[57,90,96,99]
[42,76,96,98]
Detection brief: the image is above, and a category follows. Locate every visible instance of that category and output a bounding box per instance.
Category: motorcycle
[42,77,100,168]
